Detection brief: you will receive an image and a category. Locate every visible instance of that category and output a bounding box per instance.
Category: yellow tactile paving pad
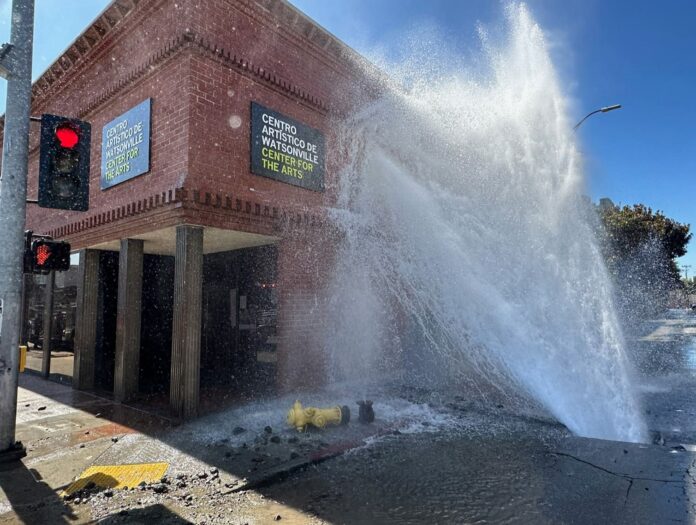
[63,462,169,495]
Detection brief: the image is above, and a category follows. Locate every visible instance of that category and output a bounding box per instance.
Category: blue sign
[101,98,151,189]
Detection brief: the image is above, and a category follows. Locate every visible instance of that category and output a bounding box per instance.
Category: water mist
[323,4,646,443]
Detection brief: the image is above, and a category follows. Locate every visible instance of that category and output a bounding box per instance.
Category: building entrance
[94,251,118,393]
[201,245,278,401]
[62,240,278,413]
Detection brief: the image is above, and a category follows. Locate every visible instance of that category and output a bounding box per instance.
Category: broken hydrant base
[287,401,350,432]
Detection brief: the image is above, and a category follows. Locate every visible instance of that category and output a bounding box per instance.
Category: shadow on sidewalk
[0,459,76,524]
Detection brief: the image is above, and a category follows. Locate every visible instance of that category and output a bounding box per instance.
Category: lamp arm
[573,109,602,131]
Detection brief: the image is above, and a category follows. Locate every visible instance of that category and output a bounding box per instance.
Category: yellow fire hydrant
[287,400,350,432]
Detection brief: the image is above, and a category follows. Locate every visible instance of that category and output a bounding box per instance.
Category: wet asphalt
[262,428,693,525]
[632,309,696,445]
[256,309,696,525]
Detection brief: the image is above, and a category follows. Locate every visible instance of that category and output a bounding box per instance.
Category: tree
[596,201,691,324]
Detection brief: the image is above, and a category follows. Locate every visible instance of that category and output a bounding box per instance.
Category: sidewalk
[0,374,172,523]
[0,375,397,524]
[4,371,695,524]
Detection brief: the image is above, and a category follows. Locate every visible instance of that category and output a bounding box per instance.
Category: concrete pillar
[73,250,99,390]
[114,239,144,402]
[41,271,54,378]
[170,226,203,419]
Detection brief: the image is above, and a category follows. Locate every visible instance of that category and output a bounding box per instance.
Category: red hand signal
[35,244,51,266]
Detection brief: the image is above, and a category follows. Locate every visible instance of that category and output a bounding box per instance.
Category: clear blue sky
[1,0,695,273]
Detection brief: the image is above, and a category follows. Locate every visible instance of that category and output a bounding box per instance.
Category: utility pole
[0,0,34,454]
[682,265,691,280]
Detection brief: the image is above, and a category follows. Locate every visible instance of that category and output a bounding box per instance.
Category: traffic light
[38,114,91,211]
[28,238,71,274]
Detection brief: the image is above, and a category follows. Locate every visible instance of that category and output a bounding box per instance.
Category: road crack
[550,451,685,484]
[623,479,634,506]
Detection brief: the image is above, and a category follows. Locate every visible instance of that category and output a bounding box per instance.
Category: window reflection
[22,252,78,383]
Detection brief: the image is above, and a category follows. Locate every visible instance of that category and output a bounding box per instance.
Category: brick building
[14,0,381,418]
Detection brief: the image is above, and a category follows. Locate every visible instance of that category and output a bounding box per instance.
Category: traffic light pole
[0,0,34,453]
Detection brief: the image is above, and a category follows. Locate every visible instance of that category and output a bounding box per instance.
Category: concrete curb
[232,429,399,493]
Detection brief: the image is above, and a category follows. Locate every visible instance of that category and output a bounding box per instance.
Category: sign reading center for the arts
[101,98,151,189]
[250,102,325,192]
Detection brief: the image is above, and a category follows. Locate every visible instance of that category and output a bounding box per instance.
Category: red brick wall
[26,53,193,236]
[19,0,379,240]
[182,0,378,213]
[23,0,195,237]
[276,227,341,391]
[187,51,337,212]
[186,0,373,107]
[10,0,383,393]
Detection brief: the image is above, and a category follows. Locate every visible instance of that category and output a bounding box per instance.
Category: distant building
[10,0,381,418]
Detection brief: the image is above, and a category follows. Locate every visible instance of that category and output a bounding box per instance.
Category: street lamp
[573,104,622,131]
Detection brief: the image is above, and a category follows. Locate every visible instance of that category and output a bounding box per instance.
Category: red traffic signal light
[55,124,79,148]
[29,239,71,274]
[38,114,91,211]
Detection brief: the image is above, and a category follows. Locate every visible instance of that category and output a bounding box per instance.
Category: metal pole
[18,274,28,345]
[0,0,34,452]
[41,271,54,378]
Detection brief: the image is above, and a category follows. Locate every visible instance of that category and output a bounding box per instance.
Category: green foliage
[597,203,691,281]
[596,202,691,323]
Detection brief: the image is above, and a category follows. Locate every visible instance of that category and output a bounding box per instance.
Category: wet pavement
[255,309,696,524]
[263,428,693,524]
[3,309,696,523]
[632,309,696,445]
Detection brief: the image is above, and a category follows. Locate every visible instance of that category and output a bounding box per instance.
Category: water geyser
[323,3,646,443]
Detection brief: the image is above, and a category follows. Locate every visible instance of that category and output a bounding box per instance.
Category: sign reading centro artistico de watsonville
[101,98,151,189]
[250,102,325,192]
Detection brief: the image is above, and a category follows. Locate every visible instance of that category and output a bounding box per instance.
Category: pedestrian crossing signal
[28,239,71,274]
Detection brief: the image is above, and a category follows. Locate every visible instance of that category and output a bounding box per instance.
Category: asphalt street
[257,309,696,524]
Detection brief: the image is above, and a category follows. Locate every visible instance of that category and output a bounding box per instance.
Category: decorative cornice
[2,0,380,134]
[24,29,330,157]
[31,0,144,106]
[1,0,156,133]
[44,186,326,241]
[79,32,192,119]
[46,187,183,239]
[186,32,329,112]
[235,0,383,84]
[76,30,330,117]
